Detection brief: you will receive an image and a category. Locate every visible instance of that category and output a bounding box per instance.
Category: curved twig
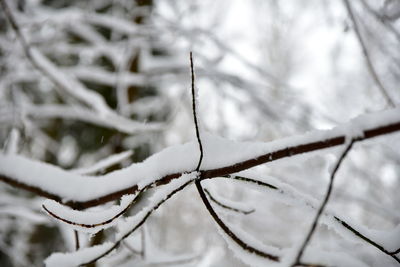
[42,192,140,229]
[195,179,279,261]
[204,187,255,215]
[190,51,203,172]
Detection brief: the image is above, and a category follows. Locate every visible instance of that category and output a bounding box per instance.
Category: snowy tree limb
[0,108,399,210]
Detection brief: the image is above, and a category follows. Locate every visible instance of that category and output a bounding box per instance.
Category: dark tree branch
[190,51,204,172]
[204,187,255,215]
[1,118,399,210]
[343,0,395,107]
[291,140,355,266]
[74,230,80,251]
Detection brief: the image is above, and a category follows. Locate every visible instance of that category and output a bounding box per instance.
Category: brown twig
[204,187,255,215]
[343,0,395,107]
[291,140,355,266]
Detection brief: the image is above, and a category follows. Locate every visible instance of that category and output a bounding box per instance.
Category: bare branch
[204,187,255,215]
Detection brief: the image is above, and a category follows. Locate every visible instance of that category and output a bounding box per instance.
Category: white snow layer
[0,107,398,204]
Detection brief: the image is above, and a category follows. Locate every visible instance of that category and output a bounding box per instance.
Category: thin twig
[291,140,355,266]
[74,230,80,251]
[190,51,204,171]
[343,0,395,107]
[334,216,400,263]
[204,187,255,215]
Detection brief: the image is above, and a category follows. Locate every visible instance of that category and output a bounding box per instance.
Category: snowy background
[0,0,399,266]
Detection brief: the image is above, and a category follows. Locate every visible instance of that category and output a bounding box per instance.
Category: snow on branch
[0,107,399,209]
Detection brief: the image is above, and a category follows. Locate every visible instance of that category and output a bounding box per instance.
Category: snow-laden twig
[42,193,138,233]
[44,172,197,267]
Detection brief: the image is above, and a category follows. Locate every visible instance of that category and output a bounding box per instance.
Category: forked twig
[291,140,355,266]
[189,52,277,261]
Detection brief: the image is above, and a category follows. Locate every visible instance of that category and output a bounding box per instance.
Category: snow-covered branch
[0,107,399,209]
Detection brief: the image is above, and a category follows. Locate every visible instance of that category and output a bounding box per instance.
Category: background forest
[0,0,399,266]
